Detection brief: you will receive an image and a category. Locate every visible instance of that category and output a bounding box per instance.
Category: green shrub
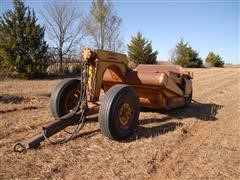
[171,39,203,68]
[205,52,224,67]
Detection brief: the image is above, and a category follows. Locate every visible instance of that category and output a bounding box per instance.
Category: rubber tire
[50,78,81,120]
[99,84,140,140]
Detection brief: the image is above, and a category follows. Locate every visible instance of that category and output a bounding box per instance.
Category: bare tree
[85,0,124,52]
[106,14,124,52]
[42,0,86,72]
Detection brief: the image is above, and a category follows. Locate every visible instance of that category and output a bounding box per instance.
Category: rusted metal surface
[13,48,193,151]
[102,64,192,109]
[135,64,193,78]
[82,48,192,110]
[13,116,77,151]
[13,107,99,151]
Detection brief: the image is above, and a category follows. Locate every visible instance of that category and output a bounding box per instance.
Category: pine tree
[127,32,158,65]
[171,39,202,68]
[205,52,224,67]
[0,0,48,78]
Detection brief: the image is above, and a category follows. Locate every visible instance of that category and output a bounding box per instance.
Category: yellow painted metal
[85,49,128,101]
[91,60,126,101]
[88,65,96,95]
[95,49,128,66]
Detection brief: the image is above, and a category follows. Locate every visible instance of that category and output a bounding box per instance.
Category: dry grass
[0,67,240,179]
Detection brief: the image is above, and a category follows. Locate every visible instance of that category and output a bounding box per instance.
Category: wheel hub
[119,102,133,129]
[64,90,80,113]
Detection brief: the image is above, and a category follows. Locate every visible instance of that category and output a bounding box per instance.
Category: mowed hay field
[0,67,240,179]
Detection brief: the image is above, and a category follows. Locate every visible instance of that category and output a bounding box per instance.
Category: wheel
[99,84,140,140]
[185,91,193,107]
[50,78,82,121]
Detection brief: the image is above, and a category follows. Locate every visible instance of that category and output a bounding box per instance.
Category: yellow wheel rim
[119,102,134,129]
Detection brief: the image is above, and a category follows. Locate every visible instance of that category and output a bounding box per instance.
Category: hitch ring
[13,142,26,153]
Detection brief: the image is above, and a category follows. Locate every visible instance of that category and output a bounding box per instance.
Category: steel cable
[43,62,89,145]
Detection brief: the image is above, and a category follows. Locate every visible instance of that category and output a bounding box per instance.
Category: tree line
[0,0,224,79]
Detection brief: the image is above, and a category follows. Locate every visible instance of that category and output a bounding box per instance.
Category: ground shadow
[141,100,224,121]
[38,93,51,97]
[72,129,101,140]
[80,116,181,142]
[140,116,173,126]
[86,116,99,123]
[136,122,183,139]
[0,94,28,104]
[59,100,223,142]
[126,100,223,141]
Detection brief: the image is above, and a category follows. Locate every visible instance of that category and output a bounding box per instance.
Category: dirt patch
[0,68,239,179]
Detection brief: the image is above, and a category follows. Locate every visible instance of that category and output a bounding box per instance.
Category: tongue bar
[24,116,78,149]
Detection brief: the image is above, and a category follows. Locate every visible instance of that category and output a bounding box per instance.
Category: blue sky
[0,0,239,64]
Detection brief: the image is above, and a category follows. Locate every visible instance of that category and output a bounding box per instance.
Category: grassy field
[0,67,240,179]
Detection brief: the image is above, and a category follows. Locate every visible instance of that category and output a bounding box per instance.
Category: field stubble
[0,67,239,179]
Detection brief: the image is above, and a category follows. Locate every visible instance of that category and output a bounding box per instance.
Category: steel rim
[64,90,80,113]
[119,102,134,129]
